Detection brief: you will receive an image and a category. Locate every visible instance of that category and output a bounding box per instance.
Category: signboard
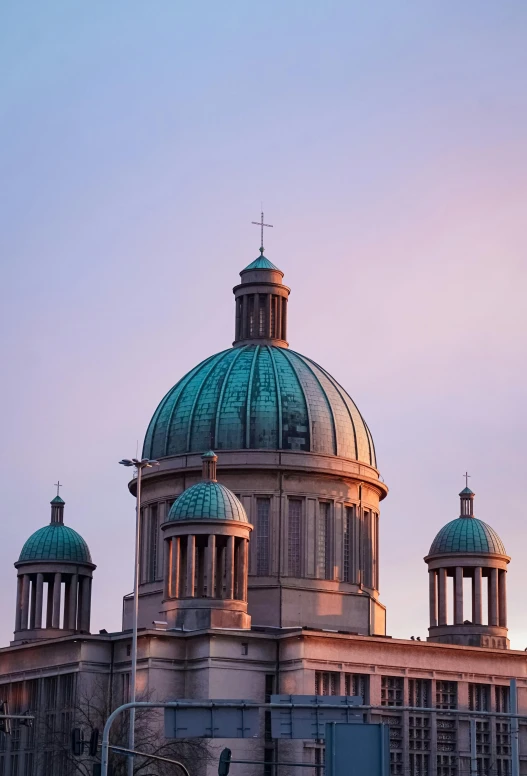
[164,702,259,739]
[270,695,362,739]
[325,722,390,776]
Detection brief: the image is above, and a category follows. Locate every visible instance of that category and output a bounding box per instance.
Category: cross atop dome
[251,209,273,254]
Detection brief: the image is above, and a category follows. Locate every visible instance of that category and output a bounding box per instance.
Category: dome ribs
[266,345,283,449]
[273,347,311,452]
[302,354,374,467]
[245,345,260,449]
[282,349,336,455]
[214,347,246,450]
[186,353,231,452]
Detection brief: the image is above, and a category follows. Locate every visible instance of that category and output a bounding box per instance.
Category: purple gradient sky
[1,2,526,647]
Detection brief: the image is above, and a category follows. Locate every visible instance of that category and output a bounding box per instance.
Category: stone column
[15,575,23,632]
[207,535,216,597]
[68,574,78,630]
[236,539,248,602]
[52,572,62,628]
[80,576,91,632]
[216,543,225,599]
[438,568,447,626]
[276,294,282,340]
[429,570,437,627]
[163,539,171,600]
[186,535,195,597]
[242,539,249,601]
[489,568,499,626]
[473,567,482,625]
[21,575,31,631]
[29,576,37,629]
[46,578,54,627]
[34,573,44,629]
[454,567,464,625]
[226,535,235,599]
[499,571,507,627]
[171,537,180,598]
[281,296,287,340]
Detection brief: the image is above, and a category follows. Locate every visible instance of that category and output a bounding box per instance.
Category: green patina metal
[168,482,248,523]
[19,525,92,564]
[243,255,280,272]
[429,518,506,556]
[143,345,376,465]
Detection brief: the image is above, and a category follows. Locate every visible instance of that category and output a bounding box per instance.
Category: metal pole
[511,679,519,776]
[470,718,477,776]
[128,465,142,776]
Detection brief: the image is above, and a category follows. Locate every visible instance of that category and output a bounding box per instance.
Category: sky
[1,1,526,649]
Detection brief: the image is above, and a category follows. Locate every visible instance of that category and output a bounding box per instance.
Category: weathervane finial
[251,209,273,253]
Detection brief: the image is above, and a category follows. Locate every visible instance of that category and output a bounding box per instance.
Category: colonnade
[235,293,288,342]
[15,571,92,634]
[163,534,249,601]
[429,566,507,628]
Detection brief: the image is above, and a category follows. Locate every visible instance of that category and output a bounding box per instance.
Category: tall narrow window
[343,506,354,582]
[288,500,302,577]
[315,671,339,696]
[258,295,266,336]
[256,498,270,576]
[270,296,276,338]
[248,295,256,337]
[363,509,372,588]
[149,504,159,582]
[317,503,331,580]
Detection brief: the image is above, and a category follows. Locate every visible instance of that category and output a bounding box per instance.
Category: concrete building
[0,247,525,776]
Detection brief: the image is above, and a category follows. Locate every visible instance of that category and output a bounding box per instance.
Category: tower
[132,242,387,635]
[161,451,252,630]
[425,486,509,649]
[13,495,95,644]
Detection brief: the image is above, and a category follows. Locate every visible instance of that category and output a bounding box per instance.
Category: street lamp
[119,457,159,776]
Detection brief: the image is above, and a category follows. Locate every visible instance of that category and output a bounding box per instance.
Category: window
[469,684,490,712]
[258,296,266,336]
[264,675,274,742]
[288,500,302,577]
[409,679,430,708]
[381,676,403,706]
[149,504,159,583]
[383,715,403,775]
[436,681,457,709]
[437,754,457,776]
[315,671,339,696]
[496,685,510,713]
[409,752,430,776]
[317,503,331,580]
[241,643,248,655]
[409,715,431,751]
[121,673,131,704]
[343,507,353,582]
[248,295,256,337]
[437,718,457,753]
[345,673,369,704]
[256,498,270,575]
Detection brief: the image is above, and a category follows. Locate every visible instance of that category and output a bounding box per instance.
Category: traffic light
[89,729,99,757]
[0,702,11,735]
[218,747,232,776]
[71,728,84,756]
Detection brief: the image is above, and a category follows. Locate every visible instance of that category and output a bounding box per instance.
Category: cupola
[13,493,96,644]
[161,452,252,630]
[424,483,509,650]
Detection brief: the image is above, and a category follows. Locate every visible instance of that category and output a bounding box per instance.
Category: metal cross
[54,481,62,497]
[463,472,471,488]
[251,210,273,252]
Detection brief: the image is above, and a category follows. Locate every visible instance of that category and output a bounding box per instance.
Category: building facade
[0,247,525,776]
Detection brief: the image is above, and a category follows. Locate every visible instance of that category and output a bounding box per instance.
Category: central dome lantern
[143,250,376,466]
[126,240,388,637]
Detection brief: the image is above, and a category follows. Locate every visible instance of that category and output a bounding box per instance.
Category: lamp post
[119,457,159,776]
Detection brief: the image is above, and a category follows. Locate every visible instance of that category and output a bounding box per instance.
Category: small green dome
[143,345,376,465]
[19,524,92,564]
[243,254,280,271]
[429,518,506,557]
[168,482,248,523]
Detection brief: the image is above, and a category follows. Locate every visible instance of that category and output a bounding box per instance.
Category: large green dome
[428,518,506,557]
[168,481,248,522]
[19,524,92,564]
[143,344,376,465]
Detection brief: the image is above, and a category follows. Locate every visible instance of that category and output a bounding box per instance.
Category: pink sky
[1,2,526,648]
